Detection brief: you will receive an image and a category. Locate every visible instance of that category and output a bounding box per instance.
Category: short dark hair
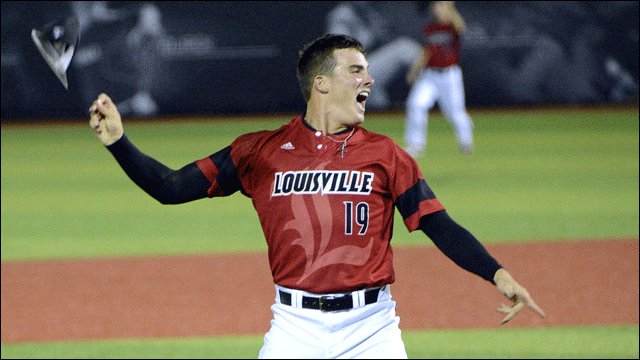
[297,34,366,102]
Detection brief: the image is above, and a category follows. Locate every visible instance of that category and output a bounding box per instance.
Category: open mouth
[356,91,369,110]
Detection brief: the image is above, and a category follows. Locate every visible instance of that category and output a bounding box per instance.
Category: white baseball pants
[405,65,474,154]
[259,285,407,359]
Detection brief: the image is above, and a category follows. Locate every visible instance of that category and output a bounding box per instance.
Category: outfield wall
[2,1,638,120]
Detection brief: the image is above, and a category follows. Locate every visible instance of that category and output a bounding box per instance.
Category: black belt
[279,287,382,312]
[429,65,456,73]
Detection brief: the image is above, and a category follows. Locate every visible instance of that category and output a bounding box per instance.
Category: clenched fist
[89,93,124,146]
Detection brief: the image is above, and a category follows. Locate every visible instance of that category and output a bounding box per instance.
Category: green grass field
[1,106,638,358]
[1,325,637,359]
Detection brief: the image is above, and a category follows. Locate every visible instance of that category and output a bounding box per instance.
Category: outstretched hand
[493,268,546,324]
[89,93,124,146]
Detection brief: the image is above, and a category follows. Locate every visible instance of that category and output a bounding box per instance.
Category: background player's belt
[279,287,382,312]
[428,65,458,73]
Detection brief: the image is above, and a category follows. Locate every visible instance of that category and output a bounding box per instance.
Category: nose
[364,72,374,88]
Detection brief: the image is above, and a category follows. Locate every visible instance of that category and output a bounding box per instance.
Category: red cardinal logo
[283,162,373,284]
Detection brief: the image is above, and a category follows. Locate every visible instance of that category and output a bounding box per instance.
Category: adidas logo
[281,142,295,150]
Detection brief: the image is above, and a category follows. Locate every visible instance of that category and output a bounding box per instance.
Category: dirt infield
[1,238,638,343]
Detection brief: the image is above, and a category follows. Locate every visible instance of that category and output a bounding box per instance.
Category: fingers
[95,93,113,113]
[88,93,114,134]
[89,94,112,116]
[517,288,547,320]
[89,100,105,135]
[524,297,546,319]
[496,294,546,325]
[87,93,124,146]
[89,103,104,134]
[496,299,525,325]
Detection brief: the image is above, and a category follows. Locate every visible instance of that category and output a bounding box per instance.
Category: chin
[348,115,364,127]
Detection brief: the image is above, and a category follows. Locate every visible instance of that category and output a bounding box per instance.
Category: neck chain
[324,127,356,158]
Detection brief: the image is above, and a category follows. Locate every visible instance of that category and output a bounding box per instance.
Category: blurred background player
[325,1,423,110]
[404,1,473,158]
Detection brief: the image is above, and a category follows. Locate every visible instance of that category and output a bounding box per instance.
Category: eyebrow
[348,64,367,71]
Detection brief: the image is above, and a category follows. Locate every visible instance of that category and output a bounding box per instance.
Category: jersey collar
[301,113,356,137]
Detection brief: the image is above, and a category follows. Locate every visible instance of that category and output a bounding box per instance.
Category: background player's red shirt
[423,22,460,68]
[196,116,444,294]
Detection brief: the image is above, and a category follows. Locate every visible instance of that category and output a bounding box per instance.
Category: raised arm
[88,93,210,204]
[434,1,466,34]
[447,2,466,34]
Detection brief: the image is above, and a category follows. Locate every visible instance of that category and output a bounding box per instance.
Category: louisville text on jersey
[272,170,374,197]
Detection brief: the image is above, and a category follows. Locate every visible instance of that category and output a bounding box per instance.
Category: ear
[314,75,330,95]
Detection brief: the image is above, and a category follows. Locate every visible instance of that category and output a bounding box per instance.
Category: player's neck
[304,104,347,135]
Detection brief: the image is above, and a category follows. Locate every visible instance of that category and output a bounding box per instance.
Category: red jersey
[195,116,444,293]
[423,22,460,68]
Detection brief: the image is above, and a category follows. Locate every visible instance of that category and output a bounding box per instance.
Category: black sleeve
[419,210,503,284]
[106,134,211,204]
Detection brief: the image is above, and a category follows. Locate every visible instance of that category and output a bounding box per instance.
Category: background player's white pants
[405,65,473,153]
[259,285,407,359]
[366,37,422,109]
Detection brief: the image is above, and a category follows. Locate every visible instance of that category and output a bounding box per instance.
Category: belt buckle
[318,295,335,312]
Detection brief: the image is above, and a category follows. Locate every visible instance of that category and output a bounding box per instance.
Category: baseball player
[89,34,545,359]
[404,1,474,158]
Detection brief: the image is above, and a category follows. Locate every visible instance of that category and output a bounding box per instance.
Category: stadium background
[2,1,638,120]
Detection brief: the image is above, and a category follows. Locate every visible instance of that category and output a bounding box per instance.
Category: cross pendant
[338,146,346,158]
